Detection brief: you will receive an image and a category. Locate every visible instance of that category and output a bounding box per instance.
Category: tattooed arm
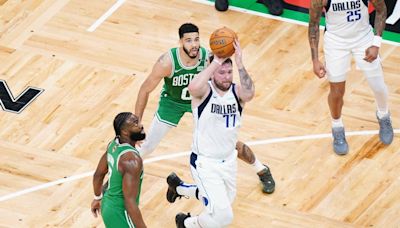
[371,0,387,36]
[135,53,171,121]
[308,0,326,78]
[234,40,255,102]
[363,0,387,62]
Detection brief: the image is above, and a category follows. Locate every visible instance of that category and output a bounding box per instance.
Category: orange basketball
[209,27,237,58]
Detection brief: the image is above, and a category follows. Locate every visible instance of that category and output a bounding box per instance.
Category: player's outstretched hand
[363,46,379,63]
[312,60,326,78]
[91,199,101,218]
[233,39,243,69]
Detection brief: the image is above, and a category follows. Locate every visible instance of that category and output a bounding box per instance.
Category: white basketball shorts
[190,150,238,214]
[324,30,382,82]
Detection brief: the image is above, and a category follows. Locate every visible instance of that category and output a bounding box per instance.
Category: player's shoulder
[118,148,142,170]
[159,50,173,64]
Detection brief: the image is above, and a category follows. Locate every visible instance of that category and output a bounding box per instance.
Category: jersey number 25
[347,9,361,22]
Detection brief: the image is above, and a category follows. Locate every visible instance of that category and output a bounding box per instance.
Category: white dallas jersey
[192,82,242,160]
[325,0,372,41]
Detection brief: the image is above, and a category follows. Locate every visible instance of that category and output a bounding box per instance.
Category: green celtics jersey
[161,46,208,104]
[104,138,143,208]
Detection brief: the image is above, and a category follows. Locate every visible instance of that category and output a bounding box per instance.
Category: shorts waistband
[190,151,237,168]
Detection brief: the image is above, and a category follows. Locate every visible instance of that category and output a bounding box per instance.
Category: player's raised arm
[233,40,254,103]
[308,0,326,78]
[188,55,226,99]
[134,53,172,121]
[120,153,147,228]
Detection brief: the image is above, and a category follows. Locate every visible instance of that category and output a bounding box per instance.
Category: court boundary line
[189,0,400,47]
[87,0,126,32]
[0,129,399,202]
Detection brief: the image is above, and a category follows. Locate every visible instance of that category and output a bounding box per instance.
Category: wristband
[94,193,103,200]
[213,59,222,65]
[372,36,382,48]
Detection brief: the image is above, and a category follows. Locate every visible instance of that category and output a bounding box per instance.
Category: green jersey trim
[116,149,138,172]
[156,112,178,127]
[124,210,135,228]
[168,50,175,78]
[176,48,203,70]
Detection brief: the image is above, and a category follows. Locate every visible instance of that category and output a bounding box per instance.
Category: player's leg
[353,41,393,144]
[177,157,234,228]
[236,141,275,193]
[138,97,187,157]
[166,172,200,203]
[166,153,204,203]
[137,117,173,157]
[324,39,351,155]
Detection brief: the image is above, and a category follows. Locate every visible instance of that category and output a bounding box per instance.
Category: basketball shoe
[176,213,191,228]
[377,112,394,145]
[258,165,275,194]
[258,0,284,16]
[332,127,348,155]
[215,0,229,11]
[167,172,184,203]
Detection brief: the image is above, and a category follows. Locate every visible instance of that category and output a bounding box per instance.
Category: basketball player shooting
[169,39,255,228]
[134,23,275,193]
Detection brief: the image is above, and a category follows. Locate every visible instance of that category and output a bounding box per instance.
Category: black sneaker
[176,212,191,228]
[258,0,283,16]
[257,165,275,194]
[215,0,229,11]
[167,172,183,203]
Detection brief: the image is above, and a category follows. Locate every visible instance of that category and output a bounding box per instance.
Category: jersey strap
[197,87,213,118]
[362,0,368,7]
[325,0,332,12]
[231,83,243,115]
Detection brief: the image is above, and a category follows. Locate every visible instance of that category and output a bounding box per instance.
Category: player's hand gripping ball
[209,27,238,58]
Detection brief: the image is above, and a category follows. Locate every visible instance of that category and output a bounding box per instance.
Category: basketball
[209,27,237,58]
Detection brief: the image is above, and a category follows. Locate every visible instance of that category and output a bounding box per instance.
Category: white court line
[0,129,399,202]
[87,0,125,32]
[190,0,400,47]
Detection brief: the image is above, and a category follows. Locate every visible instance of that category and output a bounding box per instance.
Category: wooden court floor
[0,0,399,227]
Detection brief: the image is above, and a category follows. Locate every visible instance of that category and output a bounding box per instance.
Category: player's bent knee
[329,84,346,98]
[213,207,234,227]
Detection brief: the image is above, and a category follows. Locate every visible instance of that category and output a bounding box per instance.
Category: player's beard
[214,80,232,91]
[183,46,199,59]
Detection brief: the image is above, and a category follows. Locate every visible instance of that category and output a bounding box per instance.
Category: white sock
[184,216,202,228]
[177,183,198,199]
[377,109,389,119]
[332,118,344,128]
[252,158,265,173]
